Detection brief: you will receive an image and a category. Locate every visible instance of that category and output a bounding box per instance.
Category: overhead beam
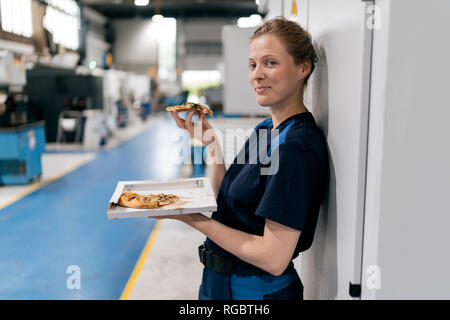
[80,1,261,19]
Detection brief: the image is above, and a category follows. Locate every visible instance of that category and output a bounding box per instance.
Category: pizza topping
[166,102,213,117]
[118,192,180,209]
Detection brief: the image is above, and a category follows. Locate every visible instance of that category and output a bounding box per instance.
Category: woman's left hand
[148,213,206,227]
[148,214,190,223]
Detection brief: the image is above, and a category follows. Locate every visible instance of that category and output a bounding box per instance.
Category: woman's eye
[267,60,277,66]
[249,63,256,70]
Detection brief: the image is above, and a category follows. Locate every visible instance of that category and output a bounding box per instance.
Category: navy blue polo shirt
[205,111,329,271]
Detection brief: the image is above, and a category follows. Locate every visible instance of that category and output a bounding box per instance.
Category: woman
[164,17,329,300]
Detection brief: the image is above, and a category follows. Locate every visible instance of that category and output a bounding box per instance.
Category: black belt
[198,243,268,276]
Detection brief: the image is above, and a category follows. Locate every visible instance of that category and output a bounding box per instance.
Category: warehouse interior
[1,0,450,300]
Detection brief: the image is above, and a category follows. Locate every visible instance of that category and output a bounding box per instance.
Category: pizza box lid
[106,177,217,219]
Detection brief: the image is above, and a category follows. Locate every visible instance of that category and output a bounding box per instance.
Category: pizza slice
[118,192,179,209]
[166,102,213,117]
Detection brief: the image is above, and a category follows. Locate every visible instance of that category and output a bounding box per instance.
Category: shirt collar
[268,111,312,131]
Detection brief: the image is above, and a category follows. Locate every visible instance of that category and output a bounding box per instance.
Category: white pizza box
[107,177,217,219]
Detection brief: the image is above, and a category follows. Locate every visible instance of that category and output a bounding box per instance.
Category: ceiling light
[152,14,164,22]
[134,0,149,6]
[238,14,262,28]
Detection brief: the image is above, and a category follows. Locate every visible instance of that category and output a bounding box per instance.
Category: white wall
[299,0,373,300]
[262,0,308,26]
[259,0,373,300]
[222,25,269,116]
[362,0,450,299]
[263,0,282,20]
[260,0,450,300]
[282,0,309,29]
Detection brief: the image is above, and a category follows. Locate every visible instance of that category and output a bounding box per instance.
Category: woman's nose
[252,64,265,80]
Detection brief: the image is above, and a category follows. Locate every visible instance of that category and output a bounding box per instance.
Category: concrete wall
[177,18,235,71]
[111,19,158,74]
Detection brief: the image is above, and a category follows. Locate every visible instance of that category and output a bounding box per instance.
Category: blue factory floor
[0,114,268,300]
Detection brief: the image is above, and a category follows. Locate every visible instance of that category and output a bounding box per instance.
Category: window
[182,70,222,102]
[43,0,80,50]
[151,17,177,81]
[0,0,33,37]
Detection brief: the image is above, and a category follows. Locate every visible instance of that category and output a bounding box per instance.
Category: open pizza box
[107,177,217,219]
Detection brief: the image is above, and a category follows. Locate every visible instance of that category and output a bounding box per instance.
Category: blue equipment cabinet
[0,121,46,185]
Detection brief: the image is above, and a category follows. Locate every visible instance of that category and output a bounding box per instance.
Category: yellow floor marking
[120,220,163,300]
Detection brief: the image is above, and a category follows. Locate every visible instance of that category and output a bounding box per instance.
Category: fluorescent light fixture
[0,0,33,37]
[134,0,149,6]
[152,14,164,22]
[237,14,262,28]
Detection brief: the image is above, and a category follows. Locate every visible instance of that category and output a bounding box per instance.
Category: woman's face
[248,34,305,108]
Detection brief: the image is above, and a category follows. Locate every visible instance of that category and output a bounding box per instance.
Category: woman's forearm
[181,213,275,274]
[206,140,226,198]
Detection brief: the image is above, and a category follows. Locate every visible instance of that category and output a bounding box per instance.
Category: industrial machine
[26,67,104,143]
[0,121,45,185]
[0,51,46,185]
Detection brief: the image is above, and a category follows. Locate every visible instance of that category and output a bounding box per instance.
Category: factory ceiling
[79,0,262,19]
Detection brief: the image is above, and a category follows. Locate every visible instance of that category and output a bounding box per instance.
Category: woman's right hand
[169,110,217,147]
[170,110,225,198]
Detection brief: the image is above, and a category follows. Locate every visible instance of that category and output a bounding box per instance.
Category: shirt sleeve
[254,142,324,231]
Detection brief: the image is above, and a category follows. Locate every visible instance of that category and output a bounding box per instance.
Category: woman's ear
[298,60,312,81]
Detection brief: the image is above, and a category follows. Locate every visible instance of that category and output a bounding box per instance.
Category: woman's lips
[255,86,270,93]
